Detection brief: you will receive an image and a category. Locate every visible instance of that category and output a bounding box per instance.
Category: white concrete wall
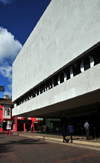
[12,0,100,101]
[12,64,100,116]
[12,0,100,116]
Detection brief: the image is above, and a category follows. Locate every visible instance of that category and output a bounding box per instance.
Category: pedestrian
[7,120,11,136]
[67,122,74,143]
[84,120,89,140]
[62,124,68,143]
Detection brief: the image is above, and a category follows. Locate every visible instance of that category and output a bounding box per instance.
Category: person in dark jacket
[67,123,74,143]
[62,124,68,143]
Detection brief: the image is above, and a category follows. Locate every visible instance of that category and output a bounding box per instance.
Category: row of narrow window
[16,54,96,106]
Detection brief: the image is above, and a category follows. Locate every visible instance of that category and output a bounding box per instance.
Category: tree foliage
[0,86,5,92]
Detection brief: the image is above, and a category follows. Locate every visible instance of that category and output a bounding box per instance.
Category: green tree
[0,86,5,92]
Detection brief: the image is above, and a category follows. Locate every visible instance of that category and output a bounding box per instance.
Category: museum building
[12,0,100,137]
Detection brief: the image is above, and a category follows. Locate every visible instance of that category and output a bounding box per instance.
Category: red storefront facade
[0,96,44,133]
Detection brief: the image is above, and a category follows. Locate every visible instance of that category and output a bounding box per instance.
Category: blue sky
[0,0,51,98]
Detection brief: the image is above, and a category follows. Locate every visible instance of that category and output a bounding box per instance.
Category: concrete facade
[12,0,100,117]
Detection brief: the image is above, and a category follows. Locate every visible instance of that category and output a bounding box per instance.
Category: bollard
[81,128,84,139]
[99,129,100,138]
[93,127,96,140]
[43,136,45,141]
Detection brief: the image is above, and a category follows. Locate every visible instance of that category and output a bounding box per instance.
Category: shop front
[17,119,32,132]
[60,102,100,138]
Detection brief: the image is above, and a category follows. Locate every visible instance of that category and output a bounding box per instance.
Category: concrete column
[13,117,17,132]
[97,103,100,137]
[32,121,35,132]
[31,118,36,132]
[0,105,3,132]
[23,123,26,132]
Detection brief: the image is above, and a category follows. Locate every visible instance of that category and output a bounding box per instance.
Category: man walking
[62,124,68,143]
[84,120,89,140]
[67,123,74,143]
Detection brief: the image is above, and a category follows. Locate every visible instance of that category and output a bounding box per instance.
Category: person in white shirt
[7,121,12,136]
[84,120,89,140]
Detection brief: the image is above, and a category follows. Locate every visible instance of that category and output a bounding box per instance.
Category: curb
[13,133,100,151]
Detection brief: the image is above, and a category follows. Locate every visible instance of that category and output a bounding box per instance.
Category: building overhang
[12,89,100,118]
[12,63,100,118]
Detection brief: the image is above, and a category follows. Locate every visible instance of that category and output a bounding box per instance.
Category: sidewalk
[13,131,100,151]
[1,133,100,163]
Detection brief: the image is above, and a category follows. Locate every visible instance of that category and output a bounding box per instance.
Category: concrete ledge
[13,132,100,151]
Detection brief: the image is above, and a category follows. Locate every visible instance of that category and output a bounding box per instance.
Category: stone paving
[0,133,100,163]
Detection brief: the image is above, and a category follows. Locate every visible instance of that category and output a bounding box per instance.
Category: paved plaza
[0,133,100,163]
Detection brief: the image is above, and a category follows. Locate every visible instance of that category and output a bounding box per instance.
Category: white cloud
[0,27,22,63]
[7,84,12,90]
[0,64,12,80]
[4,91,12,98]
[0,26,22,81]
[0,0,14,4]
